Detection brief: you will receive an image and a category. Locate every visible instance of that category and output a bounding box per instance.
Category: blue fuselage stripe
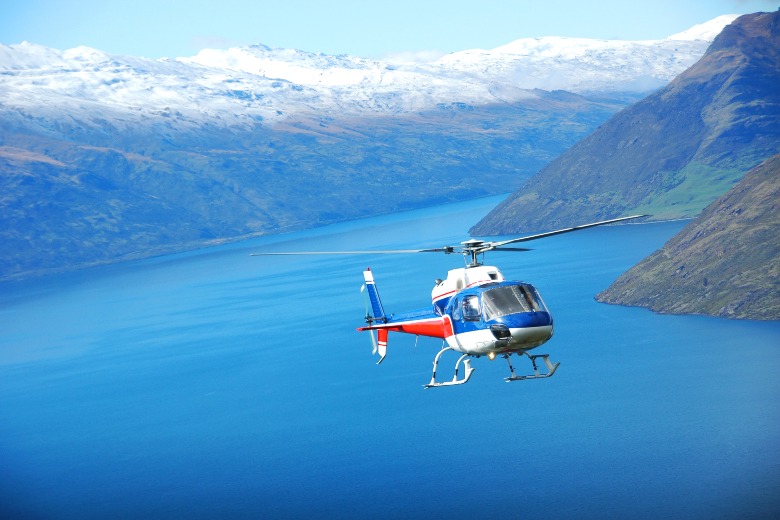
[451,311,552,334]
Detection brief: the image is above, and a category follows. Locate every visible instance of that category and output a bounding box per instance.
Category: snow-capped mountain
[0,14,747,281]
[435,15,740,93]
[664,14,741,40]
[0,15,738,131]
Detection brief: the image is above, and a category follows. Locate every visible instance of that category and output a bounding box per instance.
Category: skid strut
[424,346,475,388]
[504,352,560,382]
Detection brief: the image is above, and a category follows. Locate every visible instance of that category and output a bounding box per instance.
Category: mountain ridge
[1,16,737,128]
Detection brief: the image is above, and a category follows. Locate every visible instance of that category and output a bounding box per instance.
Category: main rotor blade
[250,248,447,256]
[250,215,646,258]
[487,214,647,250]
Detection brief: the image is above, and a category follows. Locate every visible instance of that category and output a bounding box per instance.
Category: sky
[1,0,777,61]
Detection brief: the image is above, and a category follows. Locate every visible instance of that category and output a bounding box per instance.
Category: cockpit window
[462,295,481,321]
[482,285,546,321]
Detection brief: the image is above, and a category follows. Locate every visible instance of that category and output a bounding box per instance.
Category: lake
[1,196,779,519]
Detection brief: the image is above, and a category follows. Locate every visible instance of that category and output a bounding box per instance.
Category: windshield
[482,285,546,321]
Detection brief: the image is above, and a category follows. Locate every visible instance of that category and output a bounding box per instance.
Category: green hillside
[596,153,780,320]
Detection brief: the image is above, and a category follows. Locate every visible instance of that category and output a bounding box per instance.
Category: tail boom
[357,315,452,339]
[359,268,453,364]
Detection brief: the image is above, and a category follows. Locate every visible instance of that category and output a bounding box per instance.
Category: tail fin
[360,268,388,364]
[375,329,388,364]
[362,268,387,323]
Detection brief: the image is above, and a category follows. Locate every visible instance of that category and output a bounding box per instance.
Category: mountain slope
[471,11,780,235]
[595,153,780,320]
[0,97,620,280]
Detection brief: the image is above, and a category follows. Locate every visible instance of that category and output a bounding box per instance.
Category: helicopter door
[450,295,481,322]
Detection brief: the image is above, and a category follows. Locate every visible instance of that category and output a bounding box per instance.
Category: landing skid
[423,346,475,388]
[422,348,559,388]
[504,352,560,382]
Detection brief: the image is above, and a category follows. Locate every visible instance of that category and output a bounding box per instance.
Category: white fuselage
[445,325,554,356]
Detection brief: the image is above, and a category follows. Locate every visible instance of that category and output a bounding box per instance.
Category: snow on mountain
[665,14,740,41]
[181,45,387,87]
[435,14,739,93]
[0,16,737,131]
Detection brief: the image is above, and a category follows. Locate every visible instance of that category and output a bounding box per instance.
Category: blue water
[1,196,779,519]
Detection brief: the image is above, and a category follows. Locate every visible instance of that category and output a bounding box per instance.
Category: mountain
[0,17,735,281]
[595,153,780,320]
[1,17,730,128]
[471,11,780,235]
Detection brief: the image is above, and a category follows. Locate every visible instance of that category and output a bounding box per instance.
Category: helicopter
[252,214,645,388]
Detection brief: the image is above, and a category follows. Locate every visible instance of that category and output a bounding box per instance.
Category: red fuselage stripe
[432,279,491,303]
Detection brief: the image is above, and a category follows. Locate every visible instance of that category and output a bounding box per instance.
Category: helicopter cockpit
[449,283,549,323]
[482,284,547,320]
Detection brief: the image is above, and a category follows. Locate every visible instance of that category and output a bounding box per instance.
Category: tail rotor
[359,268,388,364]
